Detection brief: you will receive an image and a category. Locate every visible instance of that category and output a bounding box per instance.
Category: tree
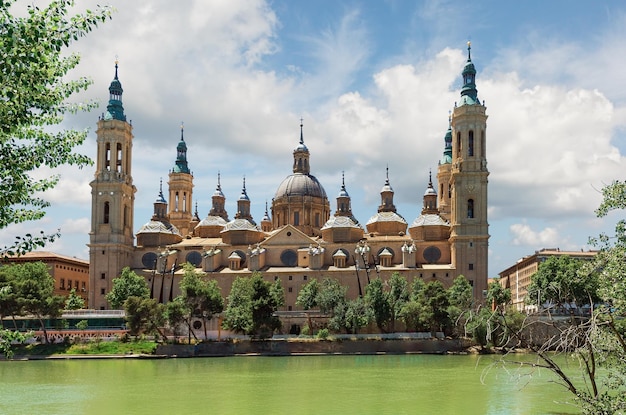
[387,273,409,333]
[526,255,598,311]
[344,297,373,334]
[0,1,112,256]
[447,275,473,337]
[417,281,451,335]
[296,279,320,332]
[365,278,390,332]
[177,263,224,341]
[222,273,284,338]
[11,262,65,343]
[64,288,85,310]
[106,267,150,309]
[490,180,626,414]
[124,296,166,340]
[164,298,187,338]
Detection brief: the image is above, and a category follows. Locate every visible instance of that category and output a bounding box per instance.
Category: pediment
[262,224,318,247]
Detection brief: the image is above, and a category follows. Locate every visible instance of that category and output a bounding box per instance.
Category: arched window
[105,143,111,171]
[116,143,122,172]
[104,201,110,224]
[467,199,474,219]
[456,132,461,157]
[468,130,474,157]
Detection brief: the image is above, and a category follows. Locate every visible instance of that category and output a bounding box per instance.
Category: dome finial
[341,171,346,190]
[180,122,184,141]
[467,40,471,61]
[385,164,390,185]
[300,117,304,145]
[429,168,433,187]
[217,171,222,191]
[114,55,119,79]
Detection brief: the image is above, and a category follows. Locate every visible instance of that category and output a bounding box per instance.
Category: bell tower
[449,42,489,299]
[89,61,136,310]
[168,124,194,236]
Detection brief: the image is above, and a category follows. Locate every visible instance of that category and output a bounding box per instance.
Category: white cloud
[510,223,560,247]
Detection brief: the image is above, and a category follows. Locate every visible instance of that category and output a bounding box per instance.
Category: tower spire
[460,41,480,105]
[105,59,126,121]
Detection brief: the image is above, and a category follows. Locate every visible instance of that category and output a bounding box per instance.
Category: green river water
[0,354,580,415]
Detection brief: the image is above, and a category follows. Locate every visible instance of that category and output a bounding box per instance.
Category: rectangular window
[293,211,300,226]
[288,287,293,293]
[288,275,293,281]
[100,288,105,295]
[60,279,65,289]
[303,275,307,281]
[101,273,106,280]
[469,263,474,271]
[68,280,72,290]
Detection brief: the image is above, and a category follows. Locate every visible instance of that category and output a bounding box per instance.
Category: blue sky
[3,0,626,279]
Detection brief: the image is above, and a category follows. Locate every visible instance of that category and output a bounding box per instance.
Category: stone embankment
[156,335,474,357]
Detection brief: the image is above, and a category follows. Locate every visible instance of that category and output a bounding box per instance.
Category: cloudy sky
[3,0,626,278]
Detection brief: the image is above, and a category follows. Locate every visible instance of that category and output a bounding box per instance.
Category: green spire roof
[104,61,126,121]
[459,42,480,106]
[173,124,190,174]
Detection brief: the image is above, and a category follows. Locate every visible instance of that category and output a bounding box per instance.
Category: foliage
[164,297,187,337]
[106,267,150,309]
[316,328,329,340]
[123,296,165,339]
[387,273,410,332]
[222,273,284,338]
[176,263,223,341]
[0,1,112,256]
[75,319,88,331]
[296,277,348,334]
[11,339,158,356]
[64,288,85,310]
[344,297,373,334]
[526,255,598,309]
[364,278,390,332]
[0,262,65,343]
[0,328,30,358]
[491,180,626,414]
[486,279,511,311]
[447,275,474,337]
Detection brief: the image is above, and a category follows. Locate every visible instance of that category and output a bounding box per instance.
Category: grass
[12,340,158,356]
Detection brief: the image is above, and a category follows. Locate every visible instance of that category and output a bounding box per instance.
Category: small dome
[366,211,407,226]
[321,215,361,230]
[196,216,227,228]
[221,218,259,232]
[274,173,327,199]
[410,214,449,227]
[137,220,181,235]
[424,186,437,196]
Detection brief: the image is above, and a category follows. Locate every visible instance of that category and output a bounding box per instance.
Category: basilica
[88,44,489,313]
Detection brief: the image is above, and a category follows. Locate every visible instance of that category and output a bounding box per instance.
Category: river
[0,354,580,414]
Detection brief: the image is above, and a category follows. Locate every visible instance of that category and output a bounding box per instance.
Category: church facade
[88,45,489,312]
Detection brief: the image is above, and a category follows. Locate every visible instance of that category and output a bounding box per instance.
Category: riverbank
[4,335,477,360]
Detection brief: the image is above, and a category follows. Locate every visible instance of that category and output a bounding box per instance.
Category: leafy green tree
[486,279,511,312]
[344,297,373,334]
[164,297,187,338]
[0,270,20,329]
[316,277,347,315]
[365,278,390,332]
[0,329,29,359]
[177,263,224,341]
[387,273,409,332]
[106,267,150,309]
[296,278,319,332]
[64,288,85,310]
[222,276,253,334]
[526,255,598,311]
[0,1,112,256]
[222,273,284,338]
[123,296,166,340]
[399,301,428,332]
[418,281,451,334]
[447,275,473,337]
[11,262,65,343]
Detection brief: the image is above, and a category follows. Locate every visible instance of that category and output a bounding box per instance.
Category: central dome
[274,173,327,199]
